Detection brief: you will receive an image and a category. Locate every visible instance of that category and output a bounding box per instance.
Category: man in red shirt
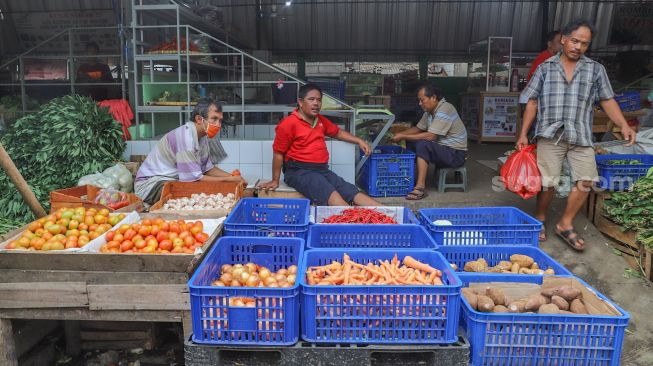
[526,31,561,82]
[258,84,381,206]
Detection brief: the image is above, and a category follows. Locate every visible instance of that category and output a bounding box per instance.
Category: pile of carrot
[149,37,200,53]
[306,254,444,286]
[321,208,397,224]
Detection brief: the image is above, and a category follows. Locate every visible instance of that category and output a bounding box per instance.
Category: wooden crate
[149,181,243,218]
[592,191,642,257]
[50,185,144,213]
[642,247,653,282]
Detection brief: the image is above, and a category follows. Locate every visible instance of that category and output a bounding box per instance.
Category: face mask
[203,118,221,138]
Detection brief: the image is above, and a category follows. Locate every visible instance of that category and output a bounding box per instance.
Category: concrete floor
[377,142,653,366]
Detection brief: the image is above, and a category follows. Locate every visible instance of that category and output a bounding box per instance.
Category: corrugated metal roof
[1,0,650,62]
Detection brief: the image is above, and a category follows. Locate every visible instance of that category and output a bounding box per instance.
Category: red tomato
[156,231,169,242]
[159,239,173,251]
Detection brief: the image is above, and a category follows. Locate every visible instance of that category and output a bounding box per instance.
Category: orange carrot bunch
[306,254,444,286]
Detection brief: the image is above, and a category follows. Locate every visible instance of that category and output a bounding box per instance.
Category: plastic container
[460,275,629,366]
[300,249,461,344]
[224,198,311,239]
[438,245,572,280]
[418,207,542,246]
[358,145,416,197]
[613,90,641,112]
[595,154,653,191]
[307,224,437,249]
[188,236,304,346]
[311,206,418,225]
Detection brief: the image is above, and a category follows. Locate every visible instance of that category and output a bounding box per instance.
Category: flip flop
[555,227,585,251]
[406,187,428,200]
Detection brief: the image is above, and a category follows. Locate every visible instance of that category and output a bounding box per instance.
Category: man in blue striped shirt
[517,19,636,250]
[392,84,468,200]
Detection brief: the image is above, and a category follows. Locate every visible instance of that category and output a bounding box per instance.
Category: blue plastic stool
[436,165,467,192]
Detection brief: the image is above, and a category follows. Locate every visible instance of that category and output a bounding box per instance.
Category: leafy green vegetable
[0,217,25,237]
[604,168,653,249]
[0,94,125,221]
[607,159,642,165]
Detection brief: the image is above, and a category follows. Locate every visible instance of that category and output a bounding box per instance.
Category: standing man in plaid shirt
[517,19,636,251]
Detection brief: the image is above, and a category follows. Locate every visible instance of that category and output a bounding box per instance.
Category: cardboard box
[50,185,143,213]
[149,181,243,218]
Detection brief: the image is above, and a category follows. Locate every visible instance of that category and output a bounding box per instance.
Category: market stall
[461,37,522,143]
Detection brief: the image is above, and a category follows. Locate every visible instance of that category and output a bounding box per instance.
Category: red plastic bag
[500,145,542,199]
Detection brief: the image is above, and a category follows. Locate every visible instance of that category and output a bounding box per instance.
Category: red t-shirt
[527,50,554,82]
[273,109,340,163]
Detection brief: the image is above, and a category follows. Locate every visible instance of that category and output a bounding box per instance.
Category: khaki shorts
[537,137,598,187]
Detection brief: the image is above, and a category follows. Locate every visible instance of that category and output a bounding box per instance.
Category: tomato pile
[5,207,125,251]
[100,218,209,254]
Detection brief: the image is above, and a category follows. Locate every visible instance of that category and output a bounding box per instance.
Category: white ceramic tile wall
[239,141,262,164]
[261,140,274,161]
[219,141,240,164]
[130,141,151,156]
[239,164,263,184]
[219,163,239,175]
[331,141,355,165]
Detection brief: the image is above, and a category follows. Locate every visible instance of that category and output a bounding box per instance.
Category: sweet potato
[461,288,478,310]
[570,299,587,314]
[486,287,506,306]
[510,254,535,268]
[477,295,495,312]
[538,303,560,314]
[531,262,540,270]
[486,266,503,273]
[493,305,509,313]
[510,262,520,273]
[525,294,549,311]
[558,286,582,302]
[544,268,555,275]
[496,261,513,271]
[559,310,575,315]
[464,260,485,272]
[550,295,569,311]
[508,300,526,313]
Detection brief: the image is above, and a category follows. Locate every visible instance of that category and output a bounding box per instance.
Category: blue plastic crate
[459,275,629,366]
[300,249,461,344]
[418,207,542,246]
[307,224,437,249]
[358,145,416,197]
[224,198,311,239]
[189,236,304,346]
[308,78,346,100]
[614,90,641,112]
[311,206,419,224]
[595,154,653,191]
[438,246,572,279]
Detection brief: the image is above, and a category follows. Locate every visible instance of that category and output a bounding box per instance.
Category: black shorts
[283,161,359,205]
[407,140,466,168]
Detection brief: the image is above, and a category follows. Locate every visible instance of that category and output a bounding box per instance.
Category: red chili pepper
[322,208,397,224]
[107,200,130,210]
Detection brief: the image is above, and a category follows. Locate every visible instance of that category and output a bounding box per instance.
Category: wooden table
[592,109,645,134]
[0,216,220,365]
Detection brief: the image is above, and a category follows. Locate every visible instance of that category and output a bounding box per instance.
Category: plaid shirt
[521,54,614,146]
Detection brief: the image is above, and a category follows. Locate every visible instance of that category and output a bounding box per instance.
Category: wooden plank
[643,247,653,282]
[15,320,59,358]
[0,251,194,272]
[81,340,151,351]
[64,320,81,357]
[0,269,188,284]
[87,284,190,310]
[0,308,185,323]
[82,320,153,331]
[594,213,641,256]
[0,319,18,366]
[0,282,88,308]
[81,330,151,341]
[182,310,193,340]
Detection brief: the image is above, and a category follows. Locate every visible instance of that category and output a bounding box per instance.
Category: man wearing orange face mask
[135,98,247,205]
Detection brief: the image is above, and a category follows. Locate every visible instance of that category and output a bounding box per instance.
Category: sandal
[406,187,428,200]
[555,227,585,251]
[539,224,547,242]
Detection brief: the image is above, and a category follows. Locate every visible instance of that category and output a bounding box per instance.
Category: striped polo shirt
[416,98,468,151]
[136,122,214,183]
